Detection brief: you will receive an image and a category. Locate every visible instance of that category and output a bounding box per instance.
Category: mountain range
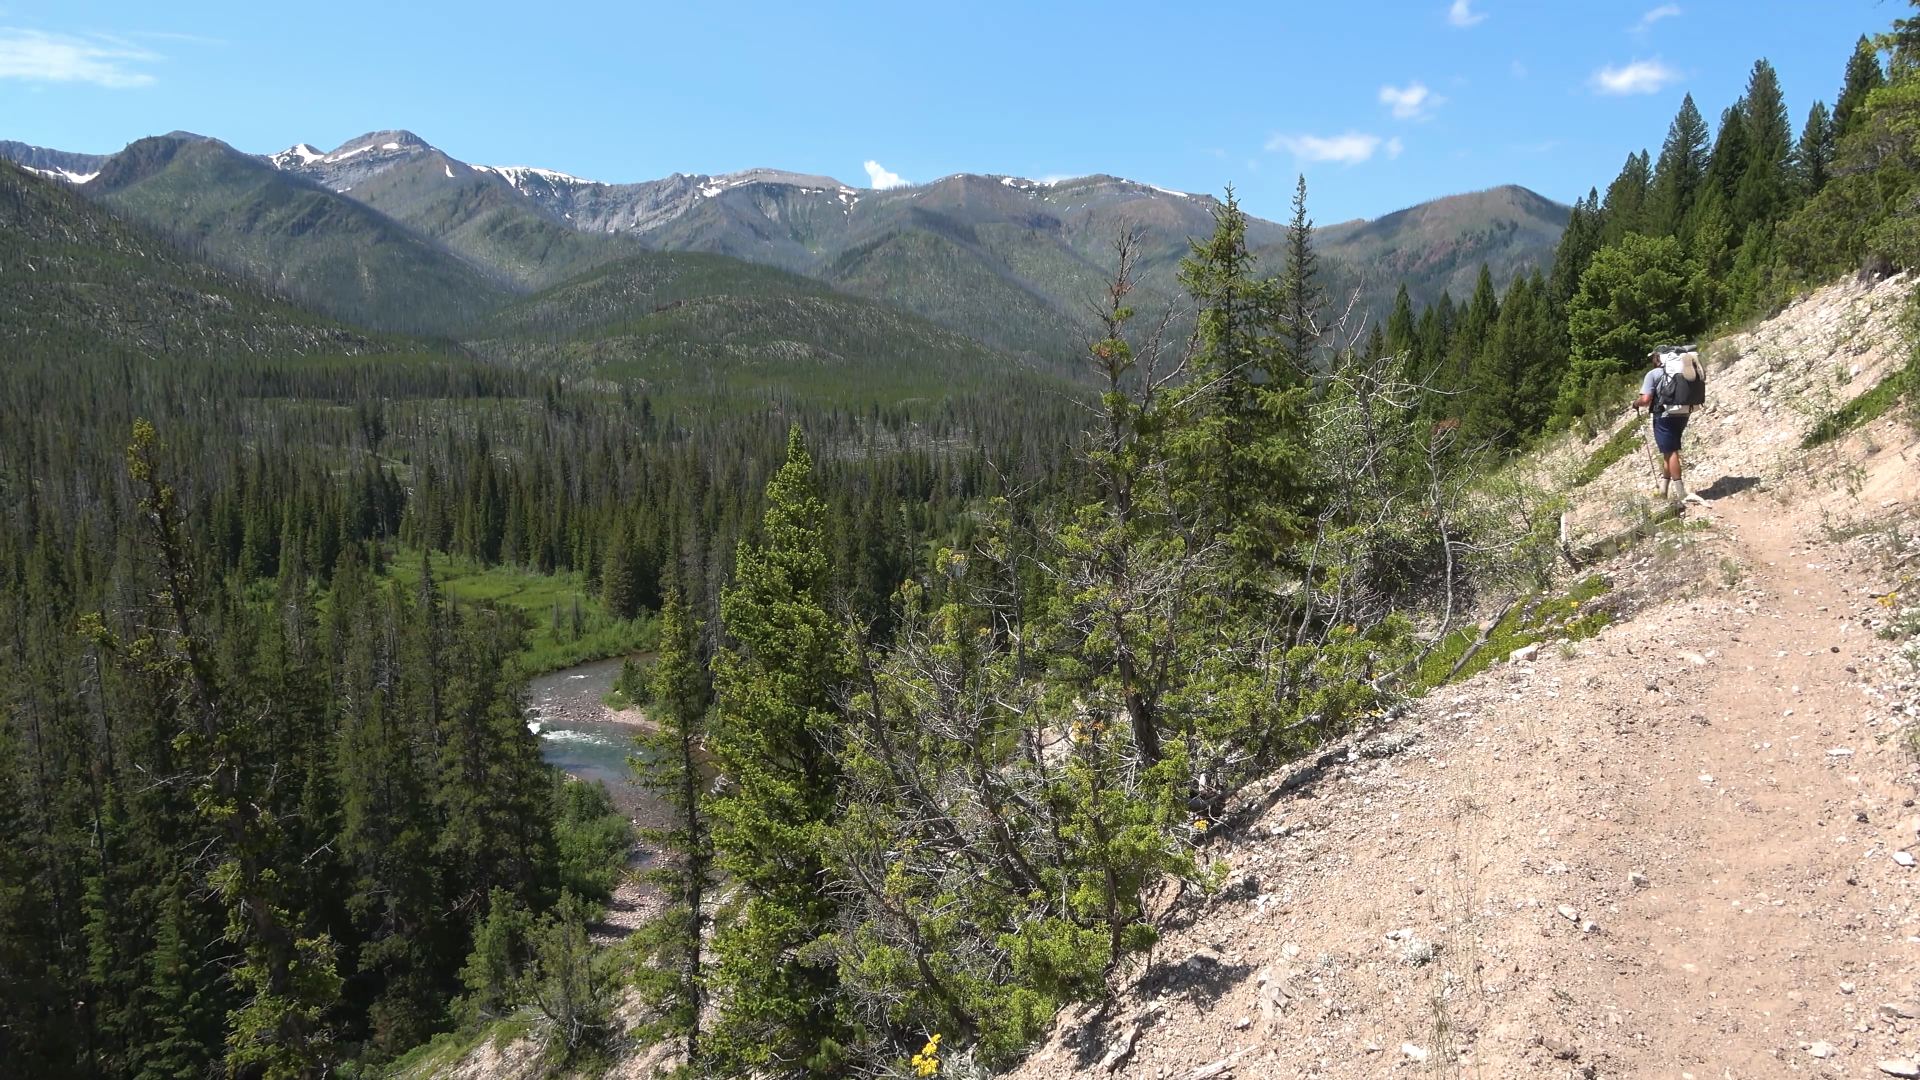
[4,128,1571,365]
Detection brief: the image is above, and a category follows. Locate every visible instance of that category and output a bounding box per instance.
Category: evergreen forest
[4,6,1920,1079]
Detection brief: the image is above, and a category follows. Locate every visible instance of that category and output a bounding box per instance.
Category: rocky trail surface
[1022,496,1916,1079]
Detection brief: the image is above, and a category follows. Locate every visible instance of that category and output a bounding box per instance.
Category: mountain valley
[3,128,1570,361]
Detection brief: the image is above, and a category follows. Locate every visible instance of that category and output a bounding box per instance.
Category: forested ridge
[4,7,1920,1079]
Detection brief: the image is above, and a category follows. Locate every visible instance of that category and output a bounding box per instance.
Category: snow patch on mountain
[473,164,606,190]
[270,144,325,168]
[24,165,100,184]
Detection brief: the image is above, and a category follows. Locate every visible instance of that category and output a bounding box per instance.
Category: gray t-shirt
[1639,367,1663,397]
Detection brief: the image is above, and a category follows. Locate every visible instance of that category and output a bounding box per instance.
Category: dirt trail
[1011,482,1920,1079]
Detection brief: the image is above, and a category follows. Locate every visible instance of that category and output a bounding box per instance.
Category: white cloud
[1267,132,1401,165]
[1590,59,1682,96]
[863,160,909,189]
[1631,4,1682,36]
[0,28,157,87]
[1379,81,1444,120]
[1447,0,1487,28]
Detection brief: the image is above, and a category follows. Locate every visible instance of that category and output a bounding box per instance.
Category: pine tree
[705,427,852,1079]
[1550,190,1604,308]
[602,528,642,621]
[629,587,716,1074]
[1386,283,1417,360]
[1462,272,1565,449]
[1169,189,1312,565]
[1598,151,1653,244]
[1735,59,1797,227]
[1795,101,1836,197]
[1279,174,1324,375]
[1441,265,1500,408]
[1650,94,1711,237]
[1835,35,1887,138]
[1701,103,1752,225]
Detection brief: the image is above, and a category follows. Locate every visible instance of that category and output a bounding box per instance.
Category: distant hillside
[5,130,1570,361]
[0,157,431,364]
[465,249,1066,408]
[1313,184,1573,331]
[266,131,639,291]
[78,135,516,336]
[250,134,1569,361]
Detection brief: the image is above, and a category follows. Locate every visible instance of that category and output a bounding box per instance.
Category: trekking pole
[1636,410,1664,487]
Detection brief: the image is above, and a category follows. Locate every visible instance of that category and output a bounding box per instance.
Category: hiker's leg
[1666,451,1682,480]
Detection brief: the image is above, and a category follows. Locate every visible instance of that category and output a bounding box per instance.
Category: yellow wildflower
[911,1034,942,1077]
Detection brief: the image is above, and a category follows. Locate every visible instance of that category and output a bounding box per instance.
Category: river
[524,656,653,817]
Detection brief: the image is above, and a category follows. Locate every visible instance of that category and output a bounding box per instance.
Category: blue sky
[0,0,1891,224]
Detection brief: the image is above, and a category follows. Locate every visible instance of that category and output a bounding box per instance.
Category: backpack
[1654,347,1704,416]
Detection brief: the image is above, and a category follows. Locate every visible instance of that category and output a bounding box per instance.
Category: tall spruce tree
[1550,190,1605,307]
[1735,59,1797,227]
[1598,151,1654,244]
[630,587,716,1075]
[1835,35,1887,138]
[1443,265,1501,405]
[1795,101,1836,197]
[1701,103,1752,225]
[1386,283,1417,360]
[1280,174,1324,375]
[1169,190,1312,566]
[705,427,852,1079]
[1650,94,1712,237]
[1462,271,1564,449]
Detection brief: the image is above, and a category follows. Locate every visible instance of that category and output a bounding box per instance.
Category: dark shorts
[1652,413,1689,455]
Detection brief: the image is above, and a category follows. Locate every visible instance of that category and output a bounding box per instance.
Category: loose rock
[1099,1026,1138,1072]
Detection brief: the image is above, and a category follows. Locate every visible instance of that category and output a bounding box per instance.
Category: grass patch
[1412,575,1613,693]
[1803,364,1913,448]
[1573,420,1646,487]
[388,552,658,677]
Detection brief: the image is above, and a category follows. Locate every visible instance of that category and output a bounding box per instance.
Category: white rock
[1808,1041,1836,1058]
[1898,851,1916,867]
[1402,1043,1428,1062]
[1844,982,1858,994]
[1509,643,1540,663]
[1629,871,1650,888]
[1878,1060,1920,1078]
[1099,1025,1138,1071]
[1580,919,1600,934]
[1558,904,1579,921]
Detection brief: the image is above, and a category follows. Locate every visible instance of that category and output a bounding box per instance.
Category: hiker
[1632,345,1704,502]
